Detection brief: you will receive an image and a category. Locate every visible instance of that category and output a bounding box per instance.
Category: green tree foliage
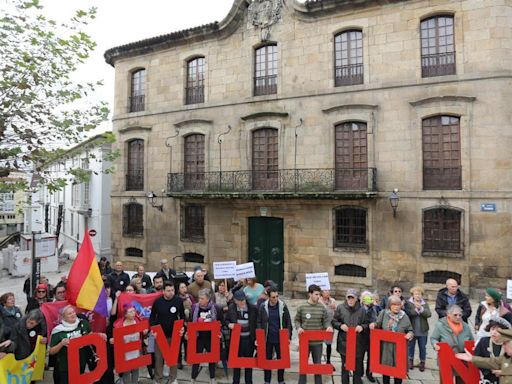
[0,0,111,191]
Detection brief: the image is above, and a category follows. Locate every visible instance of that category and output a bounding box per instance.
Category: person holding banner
[370,295,414,384]
[332,288,369,384]
[295,284,333,384]
[10,309,47,360]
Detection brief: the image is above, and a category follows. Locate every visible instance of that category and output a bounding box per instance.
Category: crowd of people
[1,259,512,384]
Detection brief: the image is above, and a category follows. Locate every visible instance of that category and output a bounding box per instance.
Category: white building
[25,133,113,260]
[0,173,25,238]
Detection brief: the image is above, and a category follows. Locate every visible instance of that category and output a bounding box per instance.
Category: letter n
[438,341,479,384]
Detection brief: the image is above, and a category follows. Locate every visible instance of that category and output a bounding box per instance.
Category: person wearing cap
[257,286,293,384]
[404,286,431,372]
[227,289,258,384]
[108,261,131,294]
[332,288,369,384]
[25,283,50,313]
[370,295,414,384]
[475,288,512,343]
[431,304,473,384]
[295,284,333,384]
[473,317,512,384]
[131,264,153,291]
[188,270,212,301]
[457,327,512,384]
[435,278,472,323]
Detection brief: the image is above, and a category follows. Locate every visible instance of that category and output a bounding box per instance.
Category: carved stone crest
[248,0,284,41]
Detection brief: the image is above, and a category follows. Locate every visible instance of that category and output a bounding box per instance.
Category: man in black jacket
[435,278,472,322]
[227,290,258,384]
[108,261,131,293]
[150,281,185,384]
[131,264,153,291]
[332,289,369,384]
[257,287,292,384]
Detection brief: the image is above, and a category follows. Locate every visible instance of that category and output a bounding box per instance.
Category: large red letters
[256,329,291,370]
[113,320,151,374]
[369,328,408,379]
[438,341,480,384]
[186,321,221,364]
[151,319,183,367]
[298,330,334,375]
[228,324,258,368]
[68,333,107,383]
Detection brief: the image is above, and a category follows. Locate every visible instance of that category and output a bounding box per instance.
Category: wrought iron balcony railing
[129,95,145,112]
[335,63,364,86]
[167,168,377,194]
[421,52,456,77]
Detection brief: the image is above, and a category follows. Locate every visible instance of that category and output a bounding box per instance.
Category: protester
[243,278,265,307]
[111,304,146,384]
[319,289,337,367]
[360,290,377,382]
[372,292,383,315]
[147,275,164,293]
[475,288,511,342]
[431,304,474,384]
[157,258,176,281]
[435,278,472,322]
[189,289,218,384]
[10,309,47,360]
[332,288,368,384]
[0,292,23,339]
[473,317,511,384]
[98,256,112,277]
[177,281,195,320]
[371,295,413,384]
[188,270,212,301]
[25,283,49,313]
[214,280,233,313]
[227,290,257,384]
[39,276,55,300]
[150,281,185,384]
[131,265,153,291]
[49,305,106,384]
[257,286,293,384]
[404,286,431,371]
[130,277,145,294]
[108,261,131,293]
[192,265,211,282]
[0,317,15,358]
[53,285,67,302]
[381,285,405,309]
[295,284,333,384]
[456,327,512,384]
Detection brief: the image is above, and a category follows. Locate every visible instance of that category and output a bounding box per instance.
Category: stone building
[105,0,512,297]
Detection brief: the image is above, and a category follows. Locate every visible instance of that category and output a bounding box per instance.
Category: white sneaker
[170,380,178,384]
[210,379,217,384]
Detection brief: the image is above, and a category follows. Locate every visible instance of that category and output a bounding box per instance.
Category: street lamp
[146,191,163,212]
[389,188,400,218]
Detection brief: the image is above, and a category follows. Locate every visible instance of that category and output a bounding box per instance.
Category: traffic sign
[89,229,97,237]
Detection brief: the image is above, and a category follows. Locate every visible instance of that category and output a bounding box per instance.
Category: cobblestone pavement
[0,261,479,383]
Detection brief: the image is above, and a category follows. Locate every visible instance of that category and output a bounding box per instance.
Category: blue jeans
[408,335,427,361]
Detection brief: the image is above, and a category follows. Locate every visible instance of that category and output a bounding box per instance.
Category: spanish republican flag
[66,228,108,317]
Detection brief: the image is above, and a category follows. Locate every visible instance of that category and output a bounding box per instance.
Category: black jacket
[150,296,185,338]
[435,288,472,322]
[0,305,23,339]
[131,272,153,290]
[332,301,369,357]
[11,316,46,360]
[474,336,501,383]
[257,299,293,339]
[108,271,131,292]
[227,302,258,343]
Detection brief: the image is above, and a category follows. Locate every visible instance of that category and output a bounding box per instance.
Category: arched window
[335,122,368,190]
[186,57,205,104]
[335,264,367,277]
[184,134,205,190]
[424,270,461,284]
[334,207,367,248]
[420,15,455,77]
[254,44,277,96]
[130,69,146,112]
[334,30,363,86]
[422,115,461,190]
[423,207,461,252]
[252,128,278,190]
[123,203,143,237]
[126,139,144,191]
[125,248,143,258]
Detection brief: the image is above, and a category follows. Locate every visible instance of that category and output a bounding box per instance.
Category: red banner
[41,300,106,339]
[116,292,162,320]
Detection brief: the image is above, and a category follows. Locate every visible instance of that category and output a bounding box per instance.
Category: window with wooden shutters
[130,69,146,112]
[421,15,455,77]
[422,116,461,190]
[335,30,363,86]
[184,134,205,190]
[254,45,277,96]
[126,139,144,191]
[334,207,367,248]
[182,204,204,241]
[123,203,143,237]
[186,57,205,104]
[335,122,368,190]
[252,128,278,190]
[423,208,461,253]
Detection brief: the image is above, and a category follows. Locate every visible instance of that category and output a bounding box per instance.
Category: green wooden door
[248,217,284,291]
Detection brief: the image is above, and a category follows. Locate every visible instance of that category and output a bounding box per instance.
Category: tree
[0,0,111,192]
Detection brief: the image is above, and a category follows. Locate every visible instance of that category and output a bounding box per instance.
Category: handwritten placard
[305,272,331,291]
[235,262,256,280]
[213,261,237,279]
[507,280,512,300]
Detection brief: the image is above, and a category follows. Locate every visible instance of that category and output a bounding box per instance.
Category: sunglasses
[37,290,46,293]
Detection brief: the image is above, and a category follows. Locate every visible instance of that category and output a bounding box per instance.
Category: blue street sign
[480,203,496,212]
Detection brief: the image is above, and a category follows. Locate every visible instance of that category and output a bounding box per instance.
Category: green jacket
[404,300,431,334]
[430,317,473,353]
[374,310,413,367]
[472,355,512,384]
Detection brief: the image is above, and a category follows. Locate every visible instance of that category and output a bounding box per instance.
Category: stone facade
[106,0,512,298]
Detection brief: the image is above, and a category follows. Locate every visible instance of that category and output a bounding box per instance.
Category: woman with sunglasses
[25,284,50,313]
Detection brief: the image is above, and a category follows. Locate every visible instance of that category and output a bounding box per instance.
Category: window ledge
[180,237,205,244]
[333,246,368,253]
[123,233,144,238]
[422,251,463,258]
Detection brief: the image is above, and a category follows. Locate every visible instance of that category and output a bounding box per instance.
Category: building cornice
[409,95,476,107]
[322,104,378,114]
[118,125,153,134]
[174,119,213,128]
[240,111,289,121]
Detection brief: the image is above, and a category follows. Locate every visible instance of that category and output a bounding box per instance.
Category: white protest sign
[213,261,237,279]
[305,272,331,291]
[507,280,512,299]
[235,262,256,280]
